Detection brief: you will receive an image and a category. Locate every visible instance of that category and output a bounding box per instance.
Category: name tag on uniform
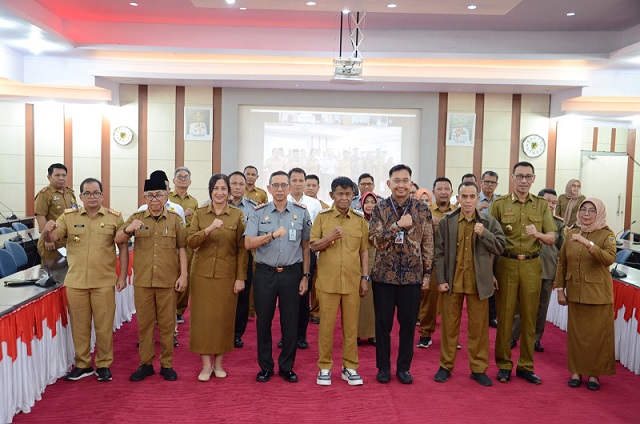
[288,229,297,241]
[74,224,84,228]
[395,231,404,244]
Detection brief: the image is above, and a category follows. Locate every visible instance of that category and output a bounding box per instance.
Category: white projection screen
[238,106,421,204]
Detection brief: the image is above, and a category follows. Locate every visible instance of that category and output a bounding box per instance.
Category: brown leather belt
[501,252,540,260]
[256,263,302,273]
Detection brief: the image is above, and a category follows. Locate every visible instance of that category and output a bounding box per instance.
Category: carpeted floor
[12,304,640,424]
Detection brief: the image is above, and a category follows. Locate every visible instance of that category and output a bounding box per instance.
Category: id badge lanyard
[391,198,410,244]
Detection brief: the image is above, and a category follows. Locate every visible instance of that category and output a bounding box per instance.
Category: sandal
[198,367,213,382]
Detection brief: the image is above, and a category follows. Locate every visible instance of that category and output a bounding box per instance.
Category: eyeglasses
[482,180,498,185]
[270,183,289,190]
[578,208,597,215]
[513,174,535,181]
[175,175,190,181]
[81,191,102,198]
[391,178,411,185]
[359,182,374,187]
[143,193,166,200]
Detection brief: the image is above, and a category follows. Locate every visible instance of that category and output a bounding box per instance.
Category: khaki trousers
[439,292,489,373]
[495,256,542,372]
[317,289,360,370]
[135,286,178,368]
[418,286,440,337]
[176,247,193,316]
[66,286,115,368]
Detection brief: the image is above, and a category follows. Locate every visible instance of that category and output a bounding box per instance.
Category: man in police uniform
[34,163,78,262]
[490,161,556,384]
[244,165,269,205]
[244,171,311,383]
[116,179,188,382]
[169,167,198,324]
[417,177,458,349]
[43,177,128,382]
[228,171,257,348]
[311,176,370,386]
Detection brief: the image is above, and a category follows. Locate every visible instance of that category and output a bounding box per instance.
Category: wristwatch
[361,275,371,281]
[303,272,312,278]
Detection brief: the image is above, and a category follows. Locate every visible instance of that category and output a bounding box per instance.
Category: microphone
[0,200,18,220]
[611,264,627,279]
[0,210,22,242]
[27,231,39,269]
[615,220,637,246]
[36,249,59,288]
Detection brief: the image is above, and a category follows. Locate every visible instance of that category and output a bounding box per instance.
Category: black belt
[256,263,302,273]
[501,252,540,260]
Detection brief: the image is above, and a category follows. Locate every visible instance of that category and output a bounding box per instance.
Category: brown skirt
[189,275,238,355]
[567,301,615,376]
[358,287,375,338]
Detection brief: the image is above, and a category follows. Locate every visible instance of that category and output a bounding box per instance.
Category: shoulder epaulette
[167,208,181,217]
[319,208,332,214]
[65,186,75,192]
[246,198,258,206]
[38,187,49,194]
[293,201,307,209]
[352,209,364,217]
[64,208,78,214]
[107,208,121,217]
[254,203,268,211]
[495,194,510,201]
[553,215,564,222]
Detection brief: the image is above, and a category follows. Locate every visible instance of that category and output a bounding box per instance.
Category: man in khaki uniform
[417,177,458,349]
[169,167,198,324]
[43,177,128,382]
[311,176,370,386]
[490,161,556,385]
[244,165,269,205]
[34,163,78,262]
[116,179,188,382]
[433,182,505,387]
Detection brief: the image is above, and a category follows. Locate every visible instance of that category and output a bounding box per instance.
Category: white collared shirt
[288,193,322,223]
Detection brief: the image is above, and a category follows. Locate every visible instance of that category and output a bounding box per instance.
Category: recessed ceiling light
[567,12,576,16]
[306,1,317,5]
[225,0,236,5]
[342,9,350,14]
[129,2,138,6]
[388,3,397,8]
[240,7,247,10]
[467,5,477,10]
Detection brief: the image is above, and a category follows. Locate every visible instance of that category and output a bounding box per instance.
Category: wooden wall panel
[212,87,222,173]
[175,86,185,169]
[473,93,484,179]
[436,93,448,177]
[138,85,148,206]
[625,129,636,228]
[63,105,73,187]
[101,114,110,207]
[25,104,35,216]
[509,94,522,192]
[546,120,558,188]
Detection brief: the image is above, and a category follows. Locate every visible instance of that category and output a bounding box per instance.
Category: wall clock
[113,126,133,146]
[522,134,546,158]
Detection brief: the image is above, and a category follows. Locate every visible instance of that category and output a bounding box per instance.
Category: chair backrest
[0,227,14,234]
[11,222,29,232]
[0,249,18,278]
[615,249,632,265]
[4,241,28,268]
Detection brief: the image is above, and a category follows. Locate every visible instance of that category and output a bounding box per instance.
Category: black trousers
[489,294,497,321]
[234,251,253,339]
[297,251,316,339]
[254,263,302,373]
[373,281,422,373]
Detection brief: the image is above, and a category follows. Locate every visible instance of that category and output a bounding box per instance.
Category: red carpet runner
[12,306,640,423]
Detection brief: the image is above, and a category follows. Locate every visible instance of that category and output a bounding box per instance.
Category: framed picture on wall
[185,107,213,141]
[446,113,475,147]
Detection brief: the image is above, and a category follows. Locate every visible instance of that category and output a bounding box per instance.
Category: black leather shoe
[516,369,542,385]
[471,372,493,387]
[278,370,298,383]
[130,364,155,382]
[256,369,274,382]
[396,370,413,384]
[376,369,391,383]
[434,367,451,383]
[510,340,517,349]
[568,375,582,388]
[489,318,498,328]
[277,340,283,349]
[587,378,600,391]
[534,340,544,352]
[309,316,320,324]
[160,367,178,381]
[234,337,244,348]
[174,335,179,347]
[297,338,309,350]
[497,369,511,383]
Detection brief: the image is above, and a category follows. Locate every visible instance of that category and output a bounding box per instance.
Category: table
[0,217,35,230]
[547,264,640,375]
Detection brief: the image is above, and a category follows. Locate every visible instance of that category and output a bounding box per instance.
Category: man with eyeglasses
[490,161,556,385]
[244,171,311,383]
[350,173,383,211]
[34,163,78,262]
[115,179,188,382]
[138,170,185,223]
[369,164,434,384]
[42,178,128,382]
[228,171,258,348]
[477,171,500,215]
[169,167,199,325]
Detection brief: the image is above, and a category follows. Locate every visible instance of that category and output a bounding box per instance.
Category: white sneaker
[342,367,363,386]
[317,369,331,386]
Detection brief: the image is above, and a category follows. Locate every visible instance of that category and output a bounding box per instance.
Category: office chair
[0,227,14,234]
[615,249,632,265]
[4,241,28,268]
[12,222,29,232]
[0,249,18,278]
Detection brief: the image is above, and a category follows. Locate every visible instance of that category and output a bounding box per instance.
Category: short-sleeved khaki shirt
[245,186,268,205]
[169,191,199,227]
[54,206,124,289]
[311,207,370,294]
[430,202,458,224]
[490,193,557,256]
[34,185,78,221]
[123,208,187,288]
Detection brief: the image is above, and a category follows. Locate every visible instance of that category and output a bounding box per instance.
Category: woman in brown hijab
[357,192,378,345]
[556,179,586,227]
[555,198,616,391]
[415,188,432,206]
